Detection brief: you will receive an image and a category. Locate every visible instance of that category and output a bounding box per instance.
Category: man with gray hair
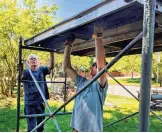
[22,52,54,132]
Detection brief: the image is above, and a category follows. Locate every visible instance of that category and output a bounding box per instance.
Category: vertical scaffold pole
[16,36,22,132]
[64,72,67,112]
[139,0,156,131]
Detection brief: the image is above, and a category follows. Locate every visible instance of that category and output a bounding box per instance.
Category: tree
[121,55,141,78]
[0,0,58,96]
[152,52,162,86]
[106,57,126,72]
[71,55,91,73]
[106,54,141,78]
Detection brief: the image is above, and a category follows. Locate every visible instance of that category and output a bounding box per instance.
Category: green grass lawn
[108,78,161,87]
[0,95,161,132]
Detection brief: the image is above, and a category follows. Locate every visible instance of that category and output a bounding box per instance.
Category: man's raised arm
[48,52,54,72]
[93,26,107,87]
[63,35,78,82]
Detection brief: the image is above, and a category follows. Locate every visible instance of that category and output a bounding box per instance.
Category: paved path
[108,84,162,98]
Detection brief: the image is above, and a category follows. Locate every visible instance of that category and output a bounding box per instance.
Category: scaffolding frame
[103,72,162,129]
[16,41,72,132]
[16,0,162,132]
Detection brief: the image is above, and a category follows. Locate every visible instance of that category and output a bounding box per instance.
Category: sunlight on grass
[0,94,161,132]
[48,100,74,111]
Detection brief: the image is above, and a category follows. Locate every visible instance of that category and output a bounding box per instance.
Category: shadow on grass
[0,103,161,132]
[0,104,72,132]
[103,109,162,132]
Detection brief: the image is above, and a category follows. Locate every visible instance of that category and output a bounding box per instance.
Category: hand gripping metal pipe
[31,31,143,132]
[24,61,61,132]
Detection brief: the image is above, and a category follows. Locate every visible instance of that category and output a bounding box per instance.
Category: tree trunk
[131,72,134,78]
[8,76,15,97]
[1,74,16,97]
[160,80,162,87]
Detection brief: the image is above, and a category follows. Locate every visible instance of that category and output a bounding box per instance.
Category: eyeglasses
[29,58,37,61]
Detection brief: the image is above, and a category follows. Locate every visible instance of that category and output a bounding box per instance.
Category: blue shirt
[71,75,108,132]
[22,66,50,105]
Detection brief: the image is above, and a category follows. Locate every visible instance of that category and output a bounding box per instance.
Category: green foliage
[0,0,58,96]
[127,78,140,83]
[71,55,91,72]
[106,57,125,72]
[152,52,162,86]
[106,52,162,85]
[121,55,141,73]
[106,55,141,74]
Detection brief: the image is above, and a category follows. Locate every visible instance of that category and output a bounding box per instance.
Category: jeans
[25,103,45,132]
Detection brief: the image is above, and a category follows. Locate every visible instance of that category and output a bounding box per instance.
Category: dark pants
[25,103,45,132]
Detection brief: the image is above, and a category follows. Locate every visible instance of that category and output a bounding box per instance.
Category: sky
[37,0,102,20]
